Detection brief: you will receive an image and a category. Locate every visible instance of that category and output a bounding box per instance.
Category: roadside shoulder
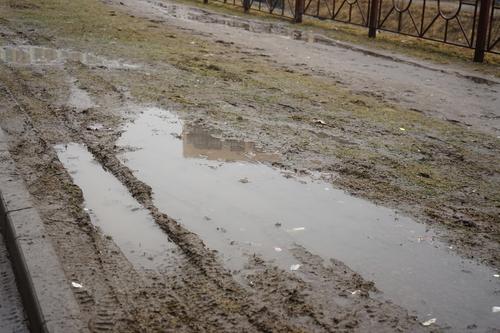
[0,128,87,333]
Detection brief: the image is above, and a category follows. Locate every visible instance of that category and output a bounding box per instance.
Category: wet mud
[0,0,499,331]
[116,106,500,330]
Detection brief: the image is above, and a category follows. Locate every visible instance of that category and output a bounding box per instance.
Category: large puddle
[0,45,140,69]
[116,107,500,331]
[55,143,176,271]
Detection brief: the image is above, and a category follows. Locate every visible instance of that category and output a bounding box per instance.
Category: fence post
[474,0,493,62]
[294,0,305,23]
[368,0,380,38]
[243,0,251,12]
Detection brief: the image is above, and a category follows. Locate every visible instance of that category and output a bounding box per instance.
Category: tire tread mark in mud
[0,66,134,332]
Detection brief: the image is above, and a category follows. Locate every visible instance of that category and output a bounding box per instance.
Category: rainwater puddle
[67,78,95,111]
[117,107,500,331]
[0,45,140,69]
[55,143,175,271]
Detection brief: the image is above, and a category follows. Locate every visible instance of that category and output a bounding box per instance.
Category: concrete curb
[0,128,86,333]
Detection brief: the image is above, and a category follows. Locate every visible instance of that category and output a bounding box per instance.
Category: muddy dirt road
[0,0,499,331]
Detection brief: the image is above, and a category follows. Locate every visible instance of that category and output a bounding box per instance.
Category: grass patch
[172,0,500,76]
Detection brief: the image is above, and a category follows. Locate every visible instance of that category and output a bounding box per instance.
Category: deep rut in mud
[0,52,426,332]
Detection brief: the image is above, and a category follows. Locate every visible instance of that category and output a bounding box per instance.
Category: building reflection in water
[182,127,279,163]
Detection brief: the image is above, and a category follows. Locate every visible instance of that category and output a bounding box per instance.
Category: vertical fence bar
[474,0,493,62]
[294,0,305,22]
[420,0,426,36]
[368,0,380,37]
[243,0,251,12]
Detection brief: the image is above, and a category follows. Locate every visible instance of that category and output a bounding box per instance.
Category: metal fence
[206,0,500,61]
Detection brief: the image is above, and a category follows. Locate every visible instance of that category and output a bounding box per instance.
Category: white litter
[421,318,436,326]
[313,119,326,125]
[399,127,406,131]
[493,306,500,313]
[291,227,305,232]
[86,123,104,131]
[351,290,361,295]
[290,264,301,271]
[274,247,282,252]
[71,281,83,288]
[493,274,499,278]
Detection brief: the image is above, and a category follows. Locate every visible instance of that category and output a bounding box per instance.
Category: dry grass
[180,0,500,75]
[305,0,500,50]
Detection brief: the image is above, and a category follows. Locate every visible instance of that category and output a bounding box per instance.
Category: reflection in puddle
[154,2,286,34]
[55,143,175,271]
[155,3,329,44]
[183,127,279,162]
[0,45,140,69]
[117,107,500,331]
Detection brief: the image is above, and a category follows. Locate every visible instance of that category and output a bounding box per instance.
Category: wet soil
[0,0,499,331]
[117,106,500,330]
[92,0,500,270]
[0,44,427,333]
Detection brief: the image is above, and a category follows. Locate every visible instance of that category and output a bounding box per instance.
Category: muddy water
[55,143,176,271]
[0,45,140,69]
[116,107,500,330]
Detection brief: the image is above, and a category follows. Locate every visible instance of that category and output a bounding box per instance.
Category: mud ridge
[86,142,315,332]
